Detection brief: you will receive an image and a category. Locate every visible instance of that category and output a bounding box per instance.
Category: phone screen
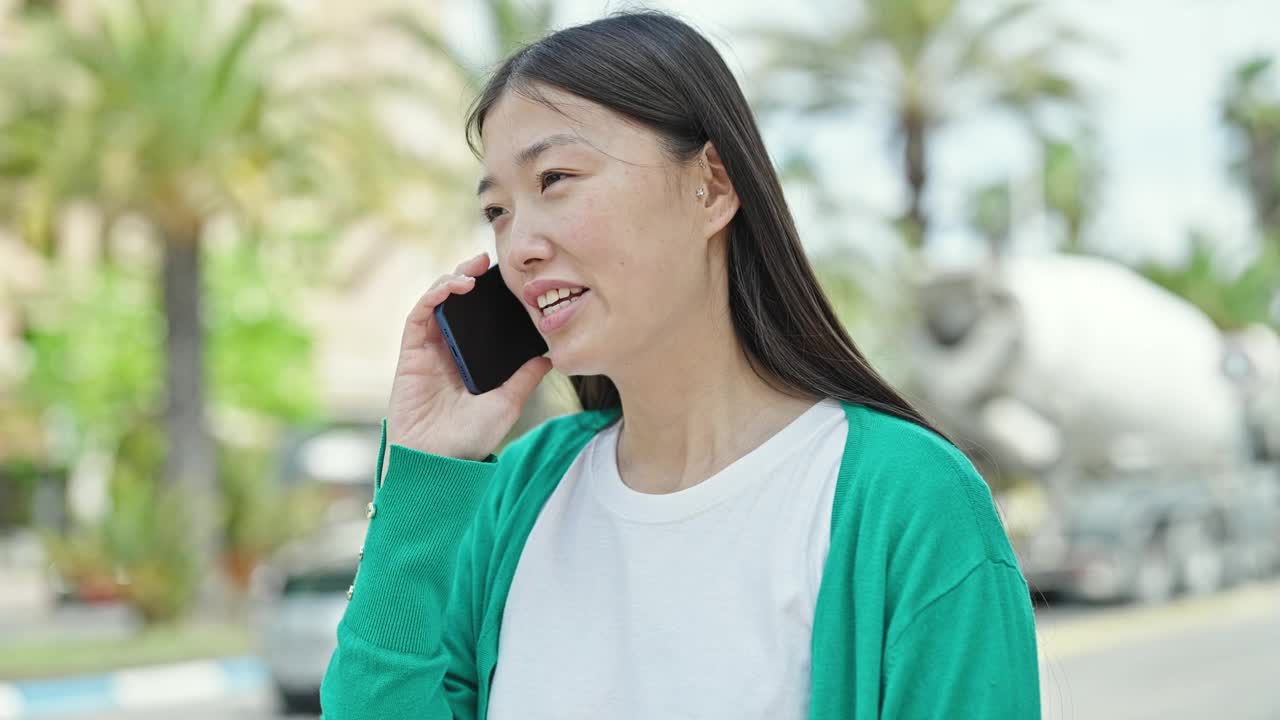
[434,264,549,394]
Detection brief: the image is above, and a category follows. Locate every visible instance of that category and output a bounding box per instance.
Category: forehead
[479,85,655,165]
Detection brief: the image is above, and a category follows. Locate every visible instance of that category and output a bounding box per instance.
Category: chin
[545,341,601,377]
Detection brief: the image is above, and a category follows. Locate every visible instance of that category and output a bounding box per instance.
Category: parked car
[275,420,384,524]
[253,521,364,714]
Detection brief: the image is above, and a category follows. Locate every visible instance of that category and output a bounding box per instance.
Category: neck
[607,277,818,495]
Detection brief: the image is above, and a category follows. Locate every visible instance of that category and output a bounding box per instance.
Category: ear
[697,142,739,239]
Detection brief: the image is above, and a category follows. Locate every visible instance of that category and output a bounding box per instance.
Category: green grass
[0,623,253,681]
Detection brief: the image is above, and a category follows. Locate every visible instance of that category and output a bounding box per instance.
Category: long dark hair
[466,11,948,440]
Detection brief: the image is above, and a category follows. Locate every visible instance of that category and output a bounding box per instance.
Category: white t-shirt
[487,398,848,720]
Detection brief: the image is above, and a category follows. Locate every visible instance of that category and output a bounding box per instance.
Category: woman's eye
[539,171,566,191]
[482,206,506,223]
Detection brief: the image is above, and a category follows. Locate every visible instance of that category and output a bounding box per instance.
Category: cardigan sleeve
[319,420,501,720]
[853,411,1041,719]
[879,558,1041,719]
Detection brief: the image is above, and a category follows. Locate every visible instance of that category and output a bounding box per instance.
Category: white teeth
[537,287,585,308]
[541,293,584,317]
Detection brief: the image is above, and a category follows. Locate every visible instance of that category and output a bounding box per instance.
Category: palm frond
[206,3,280,114]
[953,0,1038,72]
[382,9,479,88]
[487,0,553,53]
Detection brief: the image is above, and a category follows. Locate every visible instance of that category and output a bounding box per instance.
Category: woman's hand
[386,252,552,462]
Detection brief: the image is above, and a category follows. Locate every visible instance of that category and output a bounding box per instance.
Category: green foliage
[0,622,251,680]
[1223,56,1280,234]
[219,442,329,590]
[1136,233,1280,331]
[0,1,414,619]
[42,422,199,624]
[386,0,555,90]
[205,239,319,421]
[965,129,1102,256]
[104,425,199,623]
[0,459,43,529]
[21,239,322,616]
[1041,130,1103,252]
[20,240,319,456]
[968,181,1013,255]
[814,252,870,328]
[1139,54,1280,334]
[0,0,296,242]
[41,406,331,620]
[755,0,1096,249]
[20,263,163,443]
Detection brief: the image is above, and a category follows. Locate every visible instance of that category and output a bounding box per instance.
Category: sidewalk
[0,657,266,719]
[0,565,57,642]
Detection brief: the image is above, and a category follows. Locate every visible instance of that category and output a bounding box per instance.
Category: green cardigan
[320,401,1040,719]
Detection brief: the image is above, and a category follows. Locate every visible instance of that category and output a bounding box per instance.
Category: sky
[447,0,1280,270]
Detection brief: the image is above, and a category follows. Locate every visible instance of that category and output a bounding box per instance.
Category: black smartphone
[434,264,549,394]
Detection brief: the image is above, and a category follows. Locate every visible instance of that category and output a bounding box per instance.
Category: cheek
[574,172,685,262]
[552,182,631,268]
[554,173,696,326]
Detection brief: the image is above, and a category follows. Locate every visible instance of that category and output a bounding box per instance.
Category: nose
[504,211,554,271]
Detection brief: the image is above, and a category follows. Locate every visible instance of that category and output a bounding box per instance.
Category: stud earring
[695,187,707,199]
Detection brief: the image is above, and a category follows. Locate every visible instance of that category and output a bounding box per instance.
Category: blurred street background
[1,0,1278,719]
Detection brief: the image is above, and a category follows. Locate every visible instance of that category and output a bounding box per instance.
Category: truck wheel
[276,685,320,715]
[1172,518,1226,596]
[1132,533,1177,605]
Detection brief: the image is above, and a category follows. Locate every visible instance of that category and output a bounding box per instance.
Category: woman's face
[479,85,713,377]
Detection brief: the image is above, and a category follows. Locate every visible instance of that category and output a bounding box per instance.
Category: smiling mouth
[537,288,589,317]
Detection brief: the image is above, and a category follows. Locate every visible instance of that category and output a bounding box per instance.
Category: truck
[905,253,1280,603]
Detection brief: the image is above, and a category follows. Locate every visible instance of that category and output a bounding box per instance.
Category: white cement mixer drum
[914,254,1245,469]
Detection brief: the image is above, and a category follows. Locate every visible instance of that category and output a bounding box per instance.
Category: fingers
[402,273,477,350]
[494,356,553,404]
[455,251,490,277]
[428,271,476,293]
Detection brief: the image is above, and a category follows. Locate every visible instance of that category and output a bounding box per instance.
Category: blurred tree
[966,128,1102,257]
[1042,129,1102,253]
[968,181,1013,258]
[16,0,59,16]
[1135,232,1279,331]
[1223,57,1280,238]
[21,236,322,616]
[0,0,391,613]
[813,249,870,328]
[387,0,554,90]
[757,0,1091,250]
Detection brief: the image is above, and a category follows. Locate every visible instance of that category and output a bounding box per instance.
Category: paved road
[1039,580,1280,719]
[58,580,1280,720]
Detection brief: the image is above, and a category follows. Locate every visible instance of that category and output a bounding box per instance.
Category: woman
[321,11,1039,720]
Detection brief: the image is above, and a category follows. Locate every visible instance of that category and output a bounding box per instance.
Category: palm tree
[967,181,1013,259]
[1135,232,1279,331]
[756,0,1092,250]
[0,0,394,612]
[386,0,555,91]
[1041,129,1102,253]
[966,128,1102,257]
[1223,56,1280,240]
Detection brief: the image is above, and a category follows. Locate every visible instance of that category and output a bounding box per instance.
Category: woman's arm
[879,558,1040,718]
[320,421,501,720]
[874,441,1041,719]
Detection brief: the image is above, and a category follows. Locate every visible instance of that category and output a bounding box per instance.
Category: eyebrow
[476,133,587,196]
